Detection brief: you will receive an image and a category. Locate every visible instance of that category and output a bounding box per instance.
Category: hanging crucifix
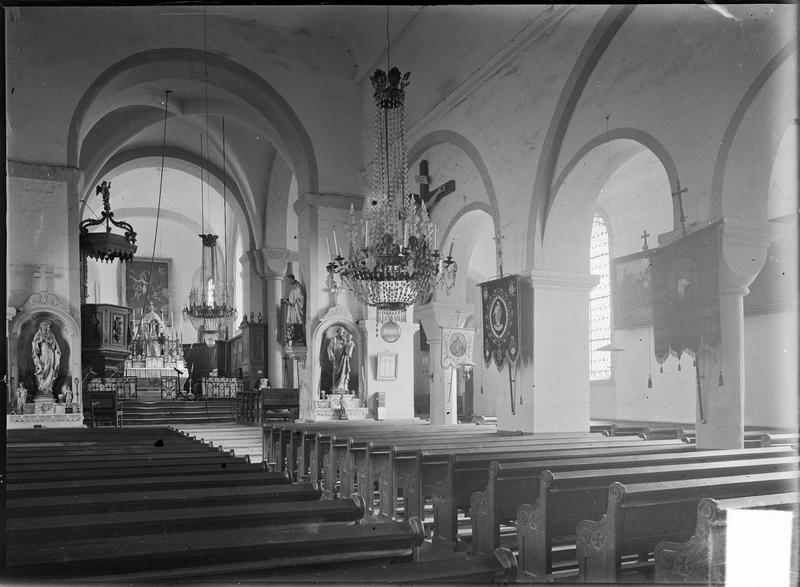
[414,160,456,211]
[671,180,689,236]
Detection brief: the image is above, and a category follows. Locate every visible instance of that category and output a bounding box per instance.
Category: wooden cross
[414,160,456,211]
[33,264,53,292]
[671,180,688,236]
[641,229,650,251]
[493,232,505,278]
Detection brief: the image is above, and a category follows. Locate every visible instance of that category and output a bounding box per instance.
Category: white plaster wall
[361,320,417,420]
[7,177,71,307]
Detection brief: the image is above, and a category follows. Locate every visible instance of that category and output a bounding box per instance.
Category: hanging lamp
[326,9,456,323]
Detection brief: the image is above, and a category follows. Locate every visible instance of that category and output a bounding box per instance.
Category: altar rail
[86,377,138,400]
[202,377,243,400]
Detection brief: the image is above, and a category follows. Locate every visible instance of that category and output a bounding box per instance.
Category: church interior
[3,4,798,583]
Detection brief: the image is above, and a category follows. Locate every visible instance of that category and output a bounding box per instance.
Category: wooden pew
[762,433,800,447]
[394,439,690,529]
[655,492,800,584]
[261,388,300,421]
[471,445,796,556]
[7,481,323,517]
[6,516,426,581]
[8,494,367,542]
[574,469,800,583]
[255,546,518,584]
[6,461,264,483]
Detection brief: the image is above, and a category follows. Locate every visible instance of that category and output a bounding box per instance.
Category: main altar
[124,304,186,389]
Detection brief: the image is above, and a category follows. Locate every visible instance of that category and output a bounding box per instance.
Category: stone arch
[527,5,636,267]
[67,48,318,199]
[539,137,674,273]
[407,130,502,238]
[711,41,797,220]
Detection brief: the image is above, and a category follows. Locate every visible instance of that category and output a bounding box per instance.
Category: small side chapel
[2,4,798,583]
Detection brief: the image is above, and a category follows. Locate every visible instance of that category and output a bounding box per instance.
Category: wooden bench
[471,445,795,556]
[393,439,689,531]
[85,391,123,427]
[6,515,426,581]
[762,433,800,447]
[8,494,367,542]
[655,492,800,584]
[575,469,800,582]
[517,457,800,579]
[261,388,300,421]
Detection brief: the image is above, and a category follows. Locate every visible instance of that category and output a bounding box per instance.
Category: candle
[171,311,174,327]
[403,222,408,246]
[332,229,339,255]
[433,225,438,249]
[364,220,369,249]
[326,237,332,259]
[448,241,454,258]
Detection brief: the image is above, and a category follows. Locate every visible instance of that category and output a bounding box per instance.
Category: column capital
[719,218,782,290]
[529,269,599,292]
[415,301,474,340]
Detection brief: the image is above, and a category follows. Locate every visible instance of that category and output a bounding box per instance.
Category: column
[261,247,295,389]
[693,220,780,449]
[416,301,473,425]
[515,270,599,433]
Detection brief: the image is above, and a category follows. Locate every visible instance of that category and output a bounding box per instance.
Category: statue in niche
[284,274,306,345]
[327,327,355,392]
[32,320,61,398]
[62,383,74,407]
[112,316,123,344]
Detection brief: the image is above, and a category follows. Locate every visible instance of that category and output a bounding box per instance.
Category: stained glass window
[590,214,611,380]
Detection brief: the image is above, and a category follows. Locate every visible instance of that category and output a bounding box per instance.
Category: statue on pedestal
[15,384,28,413]
[32,320,61,399]
[285,274,306,345]
[327,327,354,392]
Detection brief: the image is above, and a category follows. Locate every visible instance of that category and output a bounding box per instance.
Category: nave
[4,420,798,583]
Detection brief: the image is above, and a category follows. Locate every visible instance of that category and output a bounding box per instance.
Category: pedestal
[309,393,369,421]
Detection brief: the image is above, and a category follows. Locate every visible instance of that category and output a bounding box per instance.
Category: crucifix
[414,160,456,210]
[493,232,505,278]
[640,229,650,251]
[671,180,688,236]
[33,264,53,292]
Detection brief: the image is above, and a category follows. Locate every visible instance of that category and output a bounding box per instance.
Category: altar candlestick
[364,220,369,249]
[433,225,438,249]
[171,311,174,328]
[448,241,454,258]
[326,237,332,259]
[403,222,409,246]
[332,229,340,255]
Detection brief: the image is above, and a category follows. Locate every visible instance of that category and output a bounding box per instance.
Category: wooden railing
[202,377,243,400]
[236,388,300,425]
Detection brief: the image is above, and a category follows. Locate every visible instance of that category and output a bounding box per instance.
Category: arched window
[590,213,611,380]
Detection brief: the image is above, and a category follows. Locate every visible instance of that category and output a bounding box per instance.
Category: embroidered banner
[651,221,722,364]
[441,327,476,369]
[480,274,520,370]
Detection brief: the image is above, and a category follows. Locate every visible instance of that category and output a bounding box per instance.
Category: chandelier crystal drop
[327,66,456,323]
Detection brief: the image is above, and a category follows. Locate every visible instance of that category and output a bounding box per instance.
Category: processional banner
[480,274,520,370]
[441,327,476,369]
[651,221,722,365]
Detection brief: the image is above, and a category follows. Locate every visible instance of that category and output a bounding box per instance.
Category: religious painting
[376,352,398,381]
[480,274,520,370]
[441,327,475,369]
[611,251,654,329]
[744,224,796,316]
[124,258,171,320]
[651,221,722,364]
[319,323,359,394]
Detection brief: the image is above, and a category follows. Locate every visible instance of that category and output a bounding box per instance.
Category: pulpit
[81,303,133,375]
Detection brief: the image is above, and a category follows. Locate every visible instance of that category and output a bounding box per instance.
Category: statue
[327,327,355,392]
[285,274,306,345]
[15,384,28,413]
[63,384,74,407]
[32,320,61,399]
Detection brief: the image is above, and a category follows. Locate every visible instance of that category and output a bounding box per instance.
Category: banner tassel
[678,361,681,372]
[718,369,724,387]
[660,365,663,374]
[647,374,653,389]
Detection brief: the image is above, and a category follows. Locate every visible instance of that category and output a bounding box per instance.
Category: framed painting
[611,250,654,329]
[376,352,398,381]
[124,258,171,321]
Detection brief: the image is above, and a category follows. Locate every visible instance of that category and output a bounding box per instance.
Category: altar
[124,305,186,390]
[309,393,369,421]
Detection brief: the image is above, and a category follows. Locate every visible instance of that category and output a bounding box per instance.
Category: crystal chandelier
[327,66,456,322]
[183,120,237,339]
